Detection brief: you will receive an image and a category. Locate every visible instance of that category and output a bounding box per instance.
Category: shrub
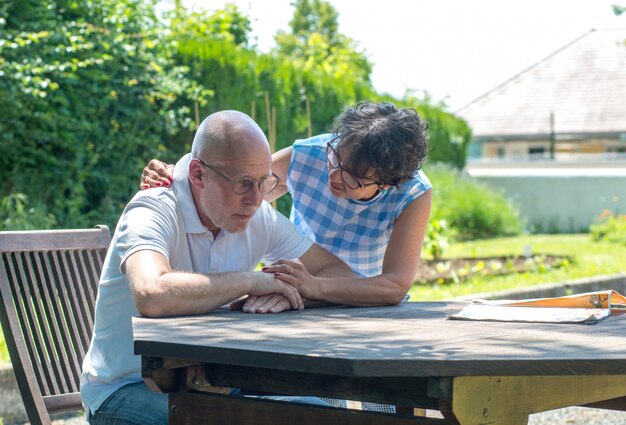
[423,219,454,259]
[425,162,524,240]
[0,193,57,231]
[0,1,473,231]
[0,0,204,230]
[590,209,626,246]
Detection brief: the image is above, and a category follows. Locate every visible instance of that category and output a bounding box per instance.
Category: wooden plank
[444,375,626,425]
[583,395,626,411]
[0,228,110,252]
[33,251,73,395]
[168,391,448,425]
[141,356,194,394]
[68,250,94,341]
[205,363,440,409]
[133,302,626,351]
[133,303,626,378]
[0,254,52,425]
[43,392,82,413]
[82,249,100,319]
[47,251,83,392]
[144,356,204,370]
[17,251,58,396]
[137,339,626,376]
[55,250,91,357]
[143,367,181,394]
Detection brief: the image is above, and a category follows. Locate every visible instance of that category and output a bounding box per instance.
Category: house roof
[457,28,626,139]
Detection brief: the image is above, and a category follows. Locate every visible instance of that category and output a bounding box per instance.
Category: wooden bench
[0,226,111,425]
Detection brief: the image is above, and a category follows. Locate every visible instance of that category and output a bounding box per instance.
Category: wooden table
[133,301,626,425]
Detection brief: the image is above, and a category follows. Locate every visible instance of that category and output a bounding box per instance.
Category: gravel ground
[424,407,626,424]
[528,407,626,424]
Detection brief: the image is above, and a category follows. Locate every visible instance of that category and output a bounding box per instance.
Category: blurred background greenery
[1,0,477,233]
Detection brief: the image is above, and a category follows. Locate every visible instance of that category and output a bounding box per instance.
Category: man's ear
[188,159,205,189]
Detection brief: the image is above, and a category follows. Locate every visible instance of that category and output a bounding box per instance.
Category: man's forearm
[134,271,257,317]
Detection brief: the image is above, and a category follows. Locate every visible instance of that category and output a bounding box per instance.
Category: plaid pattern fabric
[288,134,432,277]
[363,402,396,413]
[320,398,396,413]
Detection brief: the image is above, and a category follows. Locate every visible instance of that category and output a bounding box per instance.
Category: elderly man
[81,111,354,425]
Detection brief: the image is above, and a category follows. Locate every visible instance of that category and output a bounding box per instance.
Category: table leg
[439,374,626,425]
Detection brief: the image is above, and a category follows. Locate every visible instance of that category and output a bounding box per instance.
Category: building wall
[475,175,624,232]
[474,137,626,160]
[465,163,626,233]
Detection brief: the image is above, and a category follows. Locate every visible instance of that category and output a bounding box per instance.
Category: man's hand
[140,159,174,189]
[230,294,294,314]
[248,271,304,311]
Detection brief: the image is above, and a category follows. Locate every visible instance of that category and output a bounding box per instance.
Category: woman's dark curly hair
[329,101,429,188]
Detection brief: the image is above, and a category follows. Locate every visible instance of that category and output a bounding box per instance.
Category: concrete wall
[465,162,626,233]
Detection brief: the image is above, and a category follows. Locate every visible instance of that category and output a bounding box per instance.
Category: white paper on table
[448,304,611,324]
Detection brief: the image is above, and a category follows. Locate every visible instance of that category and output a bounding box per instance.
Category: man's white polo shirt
[80,155,313,413]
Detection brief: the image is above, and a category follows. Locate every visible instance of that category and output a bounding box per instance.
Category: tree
[0,0,202,228]
[170,1,253,48]
[279,0,340,50]
[274,0,372,84]
[0,0,471,230]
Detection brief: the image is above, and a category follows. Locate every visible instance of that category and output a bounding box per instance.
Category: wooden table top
[133,301,626,378]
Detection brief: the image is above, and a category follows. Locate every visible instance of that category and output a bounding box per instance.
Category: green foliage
[170,3,378,212]
[395,91,472,168]
[423,219,454,260]
[590,209,626,245]
[0,193,57,230]
[274,0,372,85]
[1,0,470,230]
[420,254,571,286]
[0,330,8,365]
[425,162,524,240]
[0,0,205,229]
[170,1,253,47]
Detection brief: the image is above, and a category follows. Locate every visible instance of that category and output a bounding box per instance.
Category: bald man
[81,111,354,425]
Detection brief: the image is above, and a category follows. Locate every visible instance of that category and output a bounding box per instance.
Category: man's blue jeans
[87,382,331,425]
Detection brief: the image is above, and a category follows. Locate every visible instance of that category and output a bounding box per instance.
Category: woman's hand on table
[262,259,319,301]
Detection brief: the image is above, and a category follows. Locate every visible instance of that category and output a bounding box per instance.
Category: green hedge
[1,0,472,231]
[590,210,626,246]
[426,162,524,240]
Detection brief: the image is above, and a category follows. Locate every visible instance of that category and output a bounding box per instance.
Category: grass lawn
[410,233,626,301]
[0,337,7,365]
